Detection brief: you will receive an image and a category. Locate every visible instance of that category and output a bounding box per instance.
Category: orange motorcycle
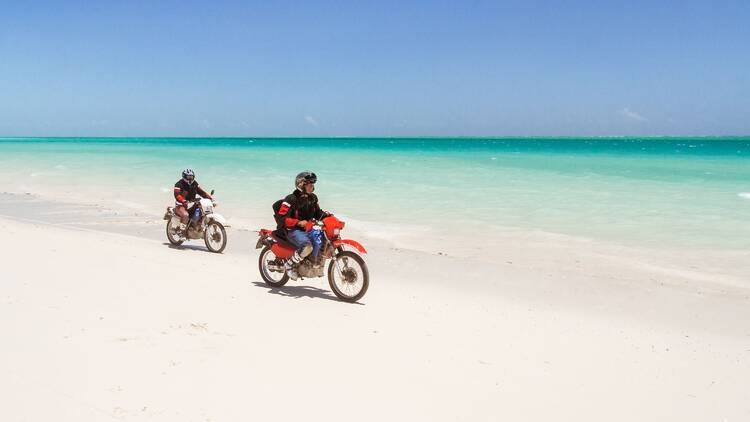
[256,215,369,302]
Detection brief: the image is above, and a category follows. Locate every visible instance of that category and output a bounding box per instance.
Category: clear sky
[1,0,748,137]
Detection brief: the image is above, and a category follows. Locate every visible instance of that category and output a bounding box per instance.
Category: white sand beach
[1,192,749,421]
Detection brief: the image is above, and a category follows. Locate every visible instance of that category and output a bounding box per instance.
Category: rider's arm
[173,186,186,204]
[197,186,212,200]
[312,195,326,220]
[276,200,299,228]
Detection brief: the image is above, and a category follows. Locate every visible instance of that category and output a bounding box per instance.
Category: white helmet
[182,168,195,185]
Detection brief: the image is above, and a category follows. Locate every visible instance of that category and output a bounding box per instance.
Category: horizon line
[2,135,750,140]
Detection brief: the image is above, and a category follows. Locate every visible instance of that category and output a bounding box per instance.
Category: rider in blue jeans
[274,171,328,280]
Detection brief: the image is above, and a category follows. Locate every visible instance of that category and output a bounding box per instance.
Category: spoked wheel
[166,219,184,246]
[258,246,290,287]
[204,221,227,253]
[328,251,369,302]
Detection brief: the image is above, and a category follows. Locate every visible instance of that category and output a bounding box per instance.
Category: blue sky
[1,0,748,137]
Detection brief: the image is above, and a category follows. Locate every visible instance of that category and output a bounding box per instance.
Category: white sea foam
[340,215,429,241]
[739,193,750,199]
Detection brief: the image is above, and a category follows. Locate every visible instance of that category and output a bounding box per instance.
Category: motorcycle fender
[163,207,174,221]
[333,239,367,254]
[206,213,229,227]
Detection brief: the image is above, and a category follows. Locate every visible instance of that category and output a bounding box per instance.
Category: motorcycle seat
[271,229,297,249]
[258,228,296,249]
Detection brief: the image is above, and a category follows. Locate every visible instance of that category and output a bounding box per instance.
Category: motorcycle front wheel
[166,219,184,246]
[258,245,290,287]
[204,221,227,253]
[328,251,369,302]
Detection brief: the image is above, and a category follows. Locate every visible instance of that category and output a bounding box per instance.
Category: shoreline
[1,189,748,288]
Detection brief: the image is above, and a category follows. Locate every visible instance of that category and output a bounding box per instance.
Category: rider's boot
[285,251,303,280]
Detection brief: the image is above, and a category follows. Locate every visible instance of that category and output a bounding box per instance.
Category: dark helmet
[182,168,195,185]
[295,171,317,190]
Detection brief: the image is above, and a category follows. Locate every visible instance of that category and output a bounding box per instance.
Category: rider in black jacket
[173,168,213,228]
[275,171,328,279]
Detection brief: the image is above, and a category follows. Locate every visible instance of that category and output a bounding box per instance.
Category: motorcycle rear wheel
[166,219,184,246]
[259,245,290,287]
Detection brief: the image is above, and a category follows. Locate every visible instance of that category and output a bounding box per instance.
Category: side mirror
[210,189,215,195]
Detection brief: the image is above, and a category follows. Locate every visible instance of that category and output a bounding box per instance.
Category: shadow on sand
[251,281,364,305]
[163,242,211,253]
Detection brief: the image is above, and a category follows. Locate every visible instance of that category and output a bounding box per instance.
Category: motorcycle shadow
[163,242,212,253]
[251,281,363,305]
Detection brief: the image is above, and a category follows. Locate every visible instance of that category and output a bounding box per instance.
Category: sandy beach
[1,192,749,421]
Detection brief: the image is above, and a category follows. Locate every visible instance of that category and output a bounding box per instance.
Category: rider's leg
[189,205,201,225]
[175,205,189,225]
[284,230,312,279]
[287,230,313,260]
[309,229,322,258]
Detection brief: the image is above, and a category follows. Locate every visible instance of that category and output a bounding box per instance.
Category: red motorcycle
[256,215,369,302]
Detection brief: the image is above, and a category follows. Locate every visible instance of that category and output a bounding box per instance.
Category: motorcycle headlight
[333,228,340,236]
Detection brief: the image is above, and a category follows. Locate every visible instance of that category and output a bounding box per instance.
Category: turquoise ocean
[1,137,748,250]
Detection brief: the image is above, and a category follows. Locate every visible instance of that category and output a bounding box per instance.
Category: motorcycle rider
[275,171,328,280]
[173,168,213,235]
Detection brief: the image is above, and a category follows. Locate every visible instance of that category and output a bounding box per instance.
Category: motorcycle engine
[296,260,315,278]
[321,242,334,258]
[296,258,325,278]
[187,227,202,239]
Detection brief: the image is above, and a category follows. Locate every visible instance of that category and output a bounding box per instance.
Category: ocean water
[0,137,749,250]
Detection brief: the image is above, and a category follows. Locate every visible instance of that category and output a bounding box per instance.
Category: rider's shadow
[251,281,362,304]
